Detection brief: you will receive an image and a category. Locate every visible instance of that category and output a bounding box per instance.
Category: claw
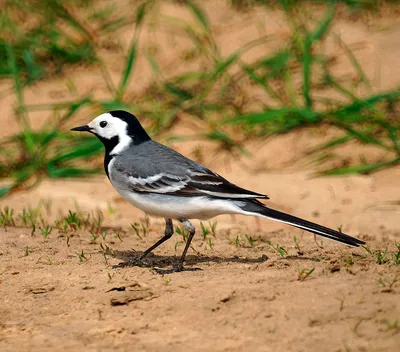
[173,265,183,272]
[112,257,148,269]
[173,265,202,273]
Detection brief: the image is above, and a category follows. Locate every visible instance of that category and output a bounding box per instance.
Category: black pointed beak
[71,125,91,132]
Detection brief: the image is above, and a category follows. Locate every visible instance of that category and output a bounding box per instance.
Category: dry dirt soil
[1,2,400,351]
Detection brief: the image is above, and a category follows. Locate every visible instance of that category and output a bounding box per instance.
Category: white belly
[114,187,244,220]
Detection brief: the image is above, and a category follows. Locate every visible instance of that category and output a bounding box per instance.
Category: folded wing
[112,140,268,199]
[126,169,268,199]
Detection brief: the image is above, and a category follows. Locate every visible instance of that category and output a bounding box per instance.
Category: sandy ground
[0,184,400,352]
[1,154,399,352]
[1,2,400,351]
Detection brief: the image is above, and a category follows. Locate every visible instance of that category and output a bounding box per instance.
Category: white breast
[113,187,244,220]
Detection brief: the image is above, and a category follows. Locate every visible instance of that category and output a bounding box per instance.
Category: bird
[71,110,365,271]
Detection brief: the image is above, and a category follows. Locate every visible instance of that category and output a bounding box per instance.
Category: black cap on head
[109,110,151,144]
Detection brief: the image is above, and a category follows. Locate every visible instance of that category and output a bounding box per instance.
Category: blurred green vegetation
[1,0,400,197]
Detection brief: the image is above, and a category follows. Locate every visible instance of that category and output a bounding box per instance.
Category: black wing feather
[112,141,268,199]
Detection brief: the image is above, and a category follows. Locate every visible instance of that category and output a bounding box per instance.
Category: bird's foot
[170,264,202,273]
[151,265,202,275]
[172,264,184,272]
[112,257,149,269]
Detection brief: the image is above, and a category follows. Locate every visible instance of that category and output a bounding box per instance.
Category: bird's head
[71,110,151,155]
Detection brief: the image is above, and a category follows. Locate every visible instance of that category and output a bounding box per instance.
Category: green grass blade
[325,73,358,101]
[203,129,248,155]
[165,83,193,101]
[47,165,100,178]
[0,186,12,198]
[13,166,37,184]
[387,126,400,156]
[242,64,285,104]
[99,60,117,95]
[6,43,35,155]
[308,135,353,153]
[135,1,152,28]
[336,35,372,93]
[172,72,206,84]
[116,1,151,100]
[334,124,390,150]
[51,2,94,40]
[211,52,240,80]
[284,67,298,107]
[22,50,43,82]
[302,36,313,109]
[39,131,58,148]
[59,97,93,125]
[99,100,132,111]
[25,100,88,112]
[117,40,137,100]
[50,138,103,164]
[187,0,210,31]
[100,17,127,32]
[199,41,267,105]
[257,50,290,79]
[146,53,162,77]
[224,108,320,125]
[310,3,336,42]
[334,91,400,115]
[303,3,336,109]
[318,158,400,176]
[6,43,24,107]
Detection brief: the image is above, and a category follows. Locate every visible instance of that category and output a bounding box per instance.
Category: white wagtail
[71,110,365,271]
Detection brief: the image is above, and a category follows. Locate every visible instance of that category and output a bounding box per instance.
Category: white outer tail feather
[235,204,364,247]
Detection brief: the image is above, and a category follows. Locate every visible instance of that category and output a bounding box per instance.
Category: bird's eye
[100,121,107,128]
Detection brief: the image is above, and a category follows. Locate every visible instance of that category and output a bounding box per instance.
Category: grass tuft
[1,1,400,196]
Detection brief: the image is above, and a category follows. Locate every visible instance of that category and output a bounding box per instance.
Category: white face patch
[88,113,132,155]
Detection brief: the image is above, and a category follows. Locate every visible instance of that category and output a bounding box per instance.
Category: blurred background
[0,0,400,198]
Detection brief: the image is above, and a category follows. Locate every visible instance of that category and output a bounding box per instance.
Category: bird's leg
[175,219,196,271]
[113,218,174,268]
[139,218,174,260]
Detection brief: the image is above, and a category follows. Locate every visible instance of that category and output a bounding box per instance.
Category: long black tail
[240,200,365,247]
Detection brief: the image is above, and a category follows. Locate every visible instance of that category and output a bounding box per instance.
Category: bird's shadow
[112,250,323,274]
[112,250,270,274]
